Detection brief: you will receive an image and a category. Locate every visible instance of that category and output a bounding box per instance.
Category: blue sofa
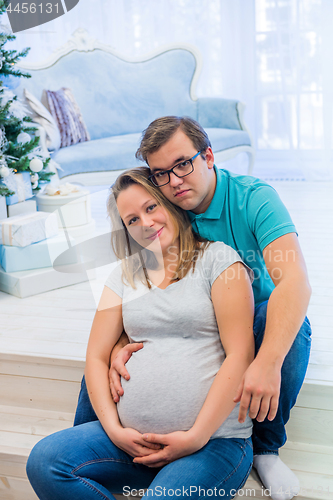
[16,29,255,185]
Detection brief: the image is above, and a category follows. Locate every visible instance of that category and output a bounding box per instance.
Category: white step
[1,351,333,446]
[1,352,332,500]
[0,406,331,500]
[0,405,74,500]
[0,352,84,414]
[285,381,333,447]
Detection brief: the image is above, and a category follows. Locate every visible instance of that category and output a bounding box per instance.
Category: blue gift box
[0,233,78,272]
[0,171,33,206]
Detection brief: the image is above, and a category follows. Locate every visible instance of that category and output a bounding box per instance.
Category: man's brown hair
[135,116,212,164]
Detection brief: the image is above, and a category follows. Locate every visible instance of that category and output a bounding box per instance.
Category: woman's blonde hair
[107,167,210,289]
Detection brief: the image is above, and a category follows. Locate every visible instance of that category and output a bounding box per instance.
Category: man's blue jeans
[251,301,311,455]
[73,300,312,456]
[27,421,253,500]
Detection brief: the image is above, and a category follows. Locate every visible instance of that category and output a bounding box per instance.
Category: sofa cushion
[53,128,251,178]
[24,88,61,151]
[53,133,143,178]
[45,88,90,148]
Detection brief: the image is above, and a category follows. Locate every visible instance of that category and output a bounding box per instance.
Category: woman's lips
[146,227,163,240]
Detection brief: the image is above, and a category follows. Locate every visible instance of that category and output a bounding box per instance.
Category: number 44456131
[6,3,59,14]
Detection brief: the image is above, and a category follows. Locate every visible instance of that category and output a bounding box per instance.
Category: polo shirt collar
[187,165,226,221]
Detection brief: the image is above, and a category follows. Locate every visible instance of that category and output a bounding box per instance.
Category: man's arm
[235,233,311,422]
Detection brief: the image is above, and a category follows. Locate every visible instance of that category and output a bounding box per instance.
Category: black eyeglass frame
[148,151,202,187]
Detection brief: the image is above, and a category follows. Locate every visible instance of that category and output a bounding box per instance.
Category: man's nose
[169,171,183,188]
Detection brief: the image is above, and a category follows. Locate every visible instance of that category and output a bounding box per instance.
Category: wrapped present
[0,196,7,220]
[36,187,92,228]
[0,171,33,206]
[0,233,78,272]
[0,211,59,247]
[0,263,95,298]
[7,198,37,217]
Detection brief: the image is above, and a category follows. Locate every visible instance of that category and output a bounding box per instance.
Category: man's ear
[204,147,215,169]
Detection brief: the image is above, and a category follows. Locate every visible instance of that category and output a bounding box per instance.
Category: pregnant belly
[117,344,218,434]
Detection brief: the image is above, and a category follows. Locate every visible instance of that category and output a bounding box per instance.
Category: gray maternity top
[105,241,253,440]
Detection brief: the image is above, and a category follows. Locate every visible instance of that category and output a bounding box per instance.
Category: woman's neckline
[150,277,181,291]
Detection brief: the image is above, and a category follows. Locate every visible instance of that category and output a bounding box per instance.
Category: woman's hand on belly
[111,427,162,459]
[132,430,207,468]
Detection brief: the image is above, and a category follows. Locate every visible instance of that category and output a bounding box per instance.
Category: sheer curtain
[254,0,333,180]
[3,0,333,179]
[4,0,254,99]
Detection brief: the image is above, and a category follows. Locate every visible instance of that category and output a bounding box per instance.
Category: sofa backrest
[16,32,199,141]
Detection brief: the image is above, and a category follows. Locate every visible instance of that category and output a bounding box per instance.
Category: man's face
[147,129,216,214]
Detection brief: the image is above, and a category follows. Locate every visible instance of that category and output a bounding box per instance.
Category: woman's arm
[133,262,254,467]
[85,286,160,457]
[85,286,124,436]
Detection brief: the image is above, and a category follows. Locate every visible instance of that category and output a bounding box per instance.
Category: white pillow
[24,88,61,151]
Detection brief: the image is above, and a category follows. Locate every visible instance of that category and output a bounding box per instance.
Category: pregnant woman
[27,166,255,500]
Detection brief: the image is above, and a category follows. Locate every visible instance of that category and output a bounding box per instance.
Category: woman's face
[116,184,178,254]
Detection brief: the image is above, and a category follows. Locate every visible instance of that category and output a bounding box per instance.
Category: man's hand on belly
[110,342,144,402]
[132,430,205,468]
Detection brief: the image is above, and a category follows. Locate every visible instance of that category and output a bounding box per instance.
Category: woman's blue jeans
[73,300,312,456]
[26,421,253,500]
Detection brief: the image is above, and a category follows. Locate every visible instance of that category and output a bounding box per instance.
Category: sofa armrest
[197,98,244,131]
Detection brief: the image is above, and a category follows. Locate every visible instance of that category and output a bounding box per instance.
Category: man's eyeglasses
[148,151,202,187]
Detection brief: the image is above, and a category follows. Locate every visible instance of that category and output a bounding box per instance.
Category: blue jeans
[26,421,253,500]
[73,301,312,456]
[252,301,312,455]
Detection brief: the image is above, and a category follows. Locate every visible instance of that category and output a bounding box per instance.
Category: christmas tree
[0,0,53,199]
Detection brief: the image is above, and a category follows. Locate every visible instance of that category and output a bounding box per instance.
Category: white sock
[253,455,300,500]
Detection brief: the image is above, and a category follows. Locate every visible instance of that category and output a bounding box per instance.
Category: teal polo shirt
[187,167,297,306]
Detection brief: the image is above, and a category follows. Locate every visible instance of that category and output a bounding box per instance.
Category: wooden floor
[0,179,332,385]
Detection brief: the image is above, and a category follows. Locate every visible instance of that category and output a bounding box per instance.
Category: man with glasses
[75,116,311,500]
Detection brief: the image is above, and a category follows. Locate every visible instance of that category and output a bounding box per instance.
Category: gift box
[0,211,59,247]
[7,198,37,218]
[0,233,78,272]
[0,263,95,298]
[36,187,92,228]
[0,196,7,220]
[0,171,33,206]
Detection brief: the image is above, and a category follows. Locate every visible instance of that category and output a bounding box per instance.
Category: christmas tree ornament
[30,173,39,189]
[17,131,31,144]
[29,157,43,173]
[0,164,9,178]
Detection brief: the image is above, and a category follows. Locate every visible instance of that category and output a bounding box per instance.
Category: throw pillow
[44,88,90,148]
[24,88,61,151]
